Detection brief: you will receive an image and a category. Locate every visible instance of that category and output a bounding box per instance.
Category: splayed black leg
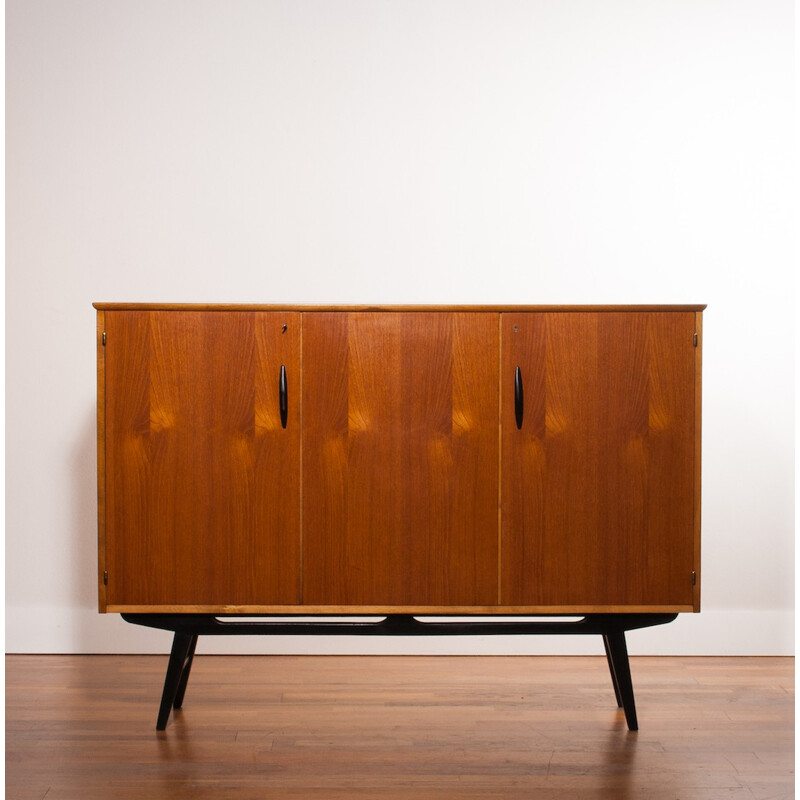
[172,634,198,710]
[603,628,637,731]
[603,633,623,708]
[157,632,196,730]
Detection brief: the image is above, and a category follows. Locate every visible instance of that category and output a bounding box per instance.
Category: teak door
[102,310,301,609]
[301,312,499,606]
[500,312,699,609]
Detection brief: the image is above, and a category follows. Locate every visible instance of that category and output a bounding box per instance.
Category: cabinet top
[93,303,706,312]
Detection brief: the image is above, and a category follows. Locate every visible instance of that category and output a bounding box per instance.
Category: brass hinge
[693,332,698,347]
[103,570,108,586]
[102,331,107,346]
[691,571,697,586]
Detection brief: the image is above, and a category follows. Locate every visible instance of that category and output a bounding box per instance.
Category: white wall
[6,0,794,655]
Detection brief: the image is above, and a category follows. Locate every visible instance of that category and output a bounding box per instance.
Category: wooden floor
[5,654,794,799]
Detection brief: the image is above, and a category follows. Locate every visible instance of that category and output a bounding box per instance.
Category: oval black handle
[279,365,288,429]
[514,366,523,429]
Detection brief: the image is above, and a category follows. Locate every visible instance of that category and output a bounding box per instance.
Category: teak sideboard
[95,303,704,730]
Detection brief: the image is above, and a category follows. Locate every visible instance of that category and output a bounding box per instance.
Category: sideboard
[95,303,704,730]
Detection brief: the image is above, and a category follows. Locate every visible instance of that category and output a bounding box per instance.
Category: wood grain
[103,311,301,606]
[501,312,697,606]
[254,312,302,604]
[302,312,499,605]
[644,312,696,606]
[105,310,150,604]
[6,654,792,800]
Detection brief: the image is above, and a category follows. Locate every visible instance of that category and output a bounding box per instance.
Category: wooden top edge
[93,303,707,312]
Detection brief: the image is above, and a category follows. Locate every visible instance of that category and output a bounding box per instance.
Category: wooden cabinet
[96,304,703,615]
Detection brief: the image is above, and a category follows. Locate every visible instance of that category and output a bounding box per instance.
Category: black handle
[279,365,288,429]
[514,366,523,429]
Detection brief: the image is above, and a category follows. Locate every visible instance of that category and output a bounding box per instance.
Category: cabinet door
[302,312,499,606]
[104,310,301,607]
[501,312,697,608]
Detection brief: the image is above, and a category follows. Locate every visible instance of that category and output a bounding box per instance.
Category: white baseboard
[5,606,794,656]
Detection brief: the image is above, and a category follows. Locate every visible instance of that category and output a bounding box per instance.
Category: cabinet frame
[96,304,704,616]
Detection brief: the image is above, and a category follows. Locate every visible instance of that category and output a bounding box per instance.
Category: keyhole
[282,324,287,333]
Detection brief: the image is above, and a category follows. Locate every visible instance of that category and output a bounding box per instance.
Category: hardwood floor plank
[6,655,793,800]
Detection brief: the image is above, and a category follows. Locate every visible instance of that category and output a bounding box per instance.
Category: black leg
[157,632,195,730]
[172,634,198,710]
[603,634,623,707]
[604,629,638,731]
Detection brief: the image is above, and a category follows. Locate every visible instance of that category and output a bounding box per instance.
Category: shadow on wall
[71,405,105,649]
